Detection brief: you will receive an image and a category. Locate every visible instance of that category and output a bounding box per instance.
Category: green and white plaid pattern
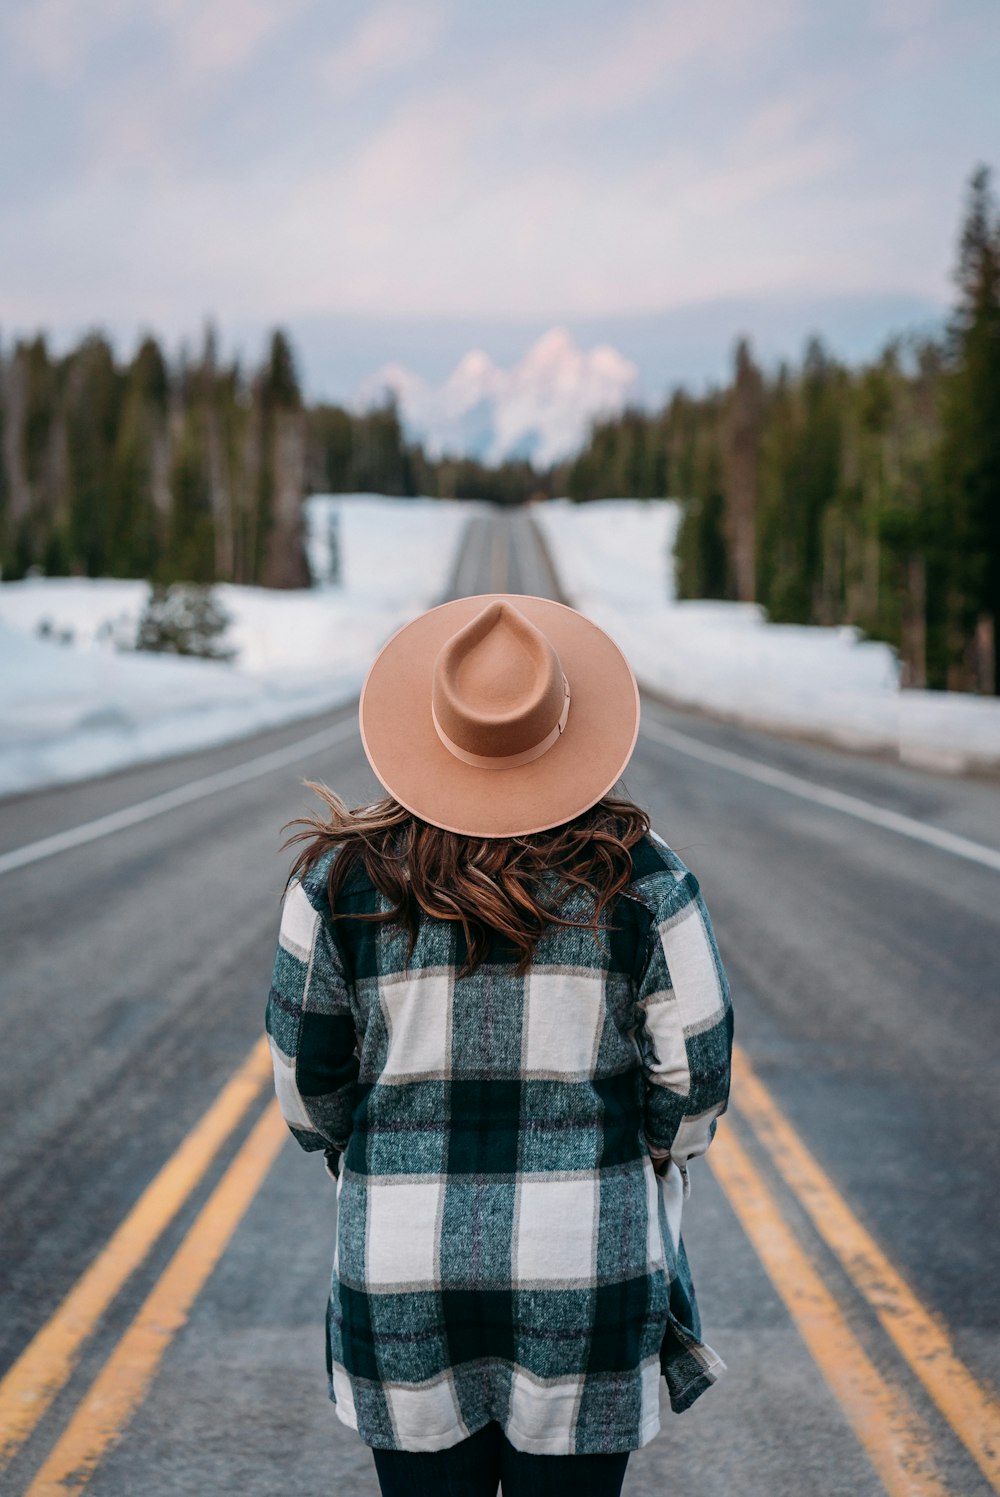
[265,830,733,1455]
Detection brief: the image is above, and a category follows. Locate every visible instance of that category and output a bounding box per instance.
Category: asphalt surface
[1,508,998,1497]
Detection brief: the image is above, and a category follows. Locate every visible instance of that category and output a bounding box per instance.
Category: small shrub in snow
[35,616,75,646]
[325,508,342,586]
[134,584,237,662]
[95,612,141,652]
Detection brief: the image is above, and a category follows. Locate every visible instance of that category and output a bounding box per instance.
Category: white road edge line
[6,664,996,879]
[0,717,359,878]
[640,718,1000,874]
[0,514,495,882]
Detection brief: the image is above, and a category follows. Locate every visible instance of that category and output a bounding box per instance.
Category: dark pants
[371,1420,630,1497]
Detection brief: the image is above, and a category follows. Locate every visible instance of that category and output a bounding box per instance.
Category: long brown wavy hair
[282,785,651,977]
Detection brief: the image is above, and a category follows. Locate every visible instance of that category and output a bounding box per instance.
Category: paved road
[1,509,998,1497]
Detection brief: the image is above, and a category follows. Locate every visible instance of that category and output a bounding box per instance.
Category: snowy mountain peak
[358,361,424,408]
[522,326,576,368]
[358,328,638,467]
[589,343,636,379]
[450,348,499,383]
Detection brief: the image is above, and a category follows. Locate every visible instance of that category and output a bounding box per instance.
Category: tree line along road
[0,508,998,1496]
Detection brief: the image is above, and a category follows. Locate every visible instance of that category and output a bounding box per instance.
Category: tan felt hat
[358,593,640,837]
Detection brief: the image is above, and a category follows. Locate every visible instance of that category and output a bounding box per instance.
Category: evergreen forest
[1,166,997,694]
[560,166,1000,695]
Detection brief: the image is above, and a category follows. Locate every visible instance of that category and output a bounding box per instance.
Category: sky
[1,0,998,404]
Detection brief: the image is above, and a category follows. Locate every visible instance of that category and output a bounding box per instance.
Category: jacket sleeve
[634,866,733,1194]
[265,874,359,1168]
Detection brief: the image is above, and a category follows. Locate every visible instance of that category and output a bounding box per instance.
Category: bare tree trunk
[150,425,172,520]
[1,353,31,528]
[974,612,996,695]
[260,410,310,589]
[900,554,927,689]
[45,404,70,546]
[241,398,263,586]
[205,402,233,582]
[863,531,880,624]
[721,339,763,603]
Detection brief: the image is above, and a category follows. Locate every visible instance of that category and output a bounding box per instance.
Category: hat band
[432,675,571,770]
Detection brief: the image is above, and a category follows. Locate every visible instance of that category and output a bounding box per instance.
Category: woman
[266,594,733,1497]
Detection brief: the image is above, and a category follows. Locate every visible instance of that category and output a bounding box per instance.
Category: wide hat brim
[359,593,640,837]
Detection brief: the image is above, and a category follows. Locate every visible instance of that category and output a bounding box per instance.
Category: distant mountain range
[358,328,638,466]
[285,292,944,445]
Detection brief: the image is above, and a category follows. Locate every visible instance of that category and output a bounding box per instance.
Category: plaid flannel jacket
[265,829,733,1455]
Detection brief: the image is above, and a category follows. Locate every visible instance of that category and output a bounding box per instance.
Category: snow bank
[535,499,1000,776]
[0,496,471,797]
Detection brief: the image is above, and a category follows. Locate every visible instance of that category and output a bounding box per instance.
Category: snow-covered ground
[5,492,996,798]
[0,496,471,797]
[534,499,1000,775]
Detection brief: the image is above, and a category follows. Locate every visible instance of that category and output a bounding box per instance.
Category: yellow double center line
[3,1036,999,1494]
[24,1104,287,1497]
[712,1045,1000,1495]
[0,1036,276,1476]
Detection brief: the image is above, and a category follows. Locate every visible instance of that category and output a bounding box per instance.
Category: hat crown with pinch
[431,600,570,769]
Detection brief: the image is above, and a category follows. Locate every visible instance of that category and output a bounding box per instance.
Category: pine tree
[165,413,216,583]
[308,404,354,492]
[940,165,1000,691]
[255,330,310,588]
[721,337,764,602]
[674,395,728,599]
[1,336,60,576]
[757,343,843,623]
[65,334,122,576]
[350,398,416,495]
[107,335,169,578]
